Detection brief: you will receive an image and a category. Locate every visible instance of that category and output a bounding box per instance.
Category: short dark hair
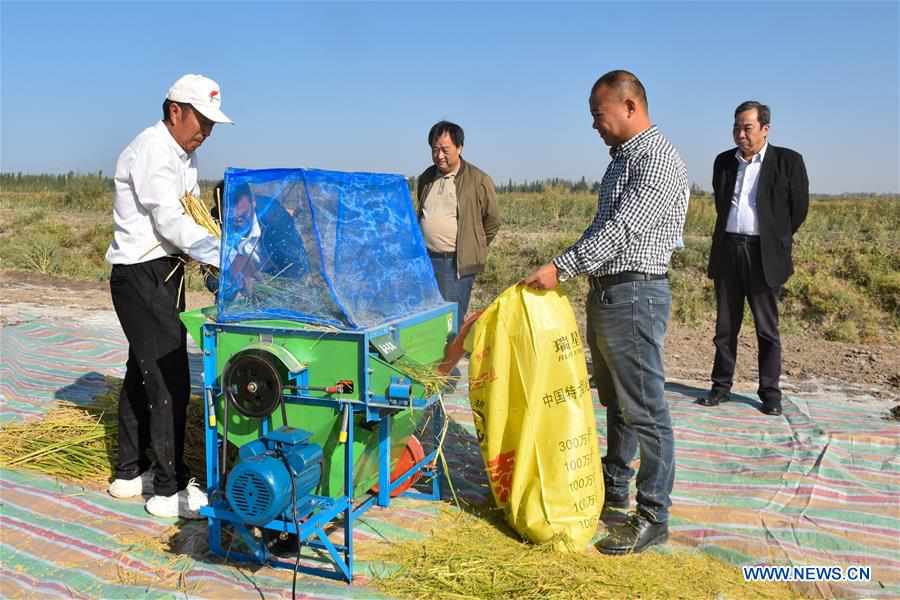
[734,101,771,126]
[162,99,194,124]
[591,70,648,110]
[428,120,464,148]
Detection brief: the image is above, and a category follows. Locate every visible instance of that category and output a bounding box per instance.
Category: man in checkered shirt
[524,69,688,555]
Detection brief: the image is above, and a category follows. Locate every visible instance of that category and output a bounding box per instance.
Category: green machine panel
[183,306,454,498]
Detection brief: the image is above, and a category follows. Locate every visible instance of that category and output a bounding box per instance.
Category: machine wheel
[223,349,284,418]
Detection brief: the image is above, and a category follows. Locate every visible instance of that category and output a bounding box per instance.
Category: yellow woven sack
[465,284,604,550]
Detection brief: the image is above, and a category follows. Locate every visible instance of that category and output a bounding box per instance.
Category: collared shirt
[554,126,689,278]
[105,121,220,265]
[725,142,768,235]
[420,163,460,253]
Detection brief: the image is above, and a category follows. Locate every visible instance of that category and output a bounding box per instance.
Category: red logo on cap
[209,90,219,101]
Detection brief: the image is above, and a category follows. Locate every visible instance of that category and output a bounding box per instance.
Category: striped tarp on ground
[1,304,898,598]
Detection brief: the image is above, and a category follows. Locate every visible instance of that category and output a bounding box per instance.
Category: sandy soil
[2,269,898,405]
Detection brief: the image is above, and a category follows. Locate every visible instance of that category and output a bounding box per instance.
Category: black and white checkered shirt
[554,125,689,279]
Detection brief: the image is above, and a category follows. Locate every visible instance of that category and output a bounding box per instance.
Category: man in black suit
[698,101,809,416]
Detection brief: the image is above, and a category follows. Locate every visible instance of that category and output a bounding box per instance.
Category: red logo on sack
[474,345,491,362]
[486,450,515,504]
[469,368,497,391]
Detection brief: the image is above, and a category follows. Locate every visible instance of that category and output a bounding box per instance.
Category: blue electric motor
[226,427,323,526]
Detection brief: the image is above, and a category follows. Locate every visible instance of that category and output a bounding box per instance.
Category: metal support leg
[344,403,354,580]
[201,325,222,554]
[377,411,391,507]
[202,325,220,495]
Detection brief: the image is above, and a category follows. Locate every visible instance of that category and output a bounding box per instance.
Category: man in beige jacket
[416,120,501,321]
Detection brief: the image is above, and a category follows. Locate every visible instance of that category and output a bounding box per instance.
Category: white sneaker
[107,470,154,498]
[145,479,208,519]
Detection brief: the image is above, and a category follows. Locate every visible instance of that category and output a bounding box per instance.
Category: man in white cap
[105,74,232,518]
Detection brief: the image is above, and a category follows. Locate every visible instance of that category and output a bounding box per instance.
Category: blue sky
[2,1,898,193]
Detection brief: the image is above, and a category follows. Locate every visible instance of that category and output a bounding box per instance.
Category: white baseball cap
[166,74,233,124]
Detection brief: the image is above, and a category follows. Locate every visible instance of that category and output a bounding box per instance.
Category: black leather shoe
[697,389,729,407]
[596,512,668,555]
[761,397,783,416]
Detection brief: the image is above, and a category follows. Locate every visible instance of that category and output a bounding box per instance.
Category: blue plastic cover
[216,167,444,329]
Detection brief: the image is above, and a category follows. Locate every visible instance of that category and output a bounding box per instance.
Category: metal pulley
[223,349,284,418]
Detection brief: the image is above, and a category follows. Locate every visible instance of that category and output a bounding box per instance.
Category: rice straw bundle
[181,192,220,238]
[370,508,802,600]
[176,192,221,298]
[0,402,116,482]
[138,192,221,263]
[0,379,209,487]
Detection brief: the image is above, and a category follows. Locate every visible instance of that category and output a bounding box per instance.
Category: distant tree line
[2,172,896,201]
[406,175,602,196]
[498,176,598,194]
[408,175,717,196]
[0,171,112,193]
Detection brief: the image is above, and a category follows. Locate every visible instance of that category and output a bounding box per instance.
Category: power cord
[276,449,301,600]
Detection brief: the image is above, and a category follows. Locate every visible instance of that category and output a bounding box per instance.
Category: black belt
[589,271,667,290]
[725,233,760,243]
[427,250,456,258]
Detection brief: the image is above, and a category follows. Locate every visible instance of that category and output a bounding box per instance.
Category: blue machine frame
[198,303,456,583]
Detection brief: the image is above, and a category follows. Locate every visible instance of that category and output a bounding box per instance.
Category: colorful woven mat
[1,304,897,598]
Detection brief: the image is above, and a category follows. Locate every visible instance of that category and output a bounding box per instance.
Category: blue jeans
[430,253,475,322]
[586,279,675,523]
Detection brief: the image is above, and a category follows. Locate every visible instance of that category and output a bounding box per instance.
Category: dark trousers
[711,234,782,400]
[587,279,675,523]
[110,257,190,496]
[429,252,475,322]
